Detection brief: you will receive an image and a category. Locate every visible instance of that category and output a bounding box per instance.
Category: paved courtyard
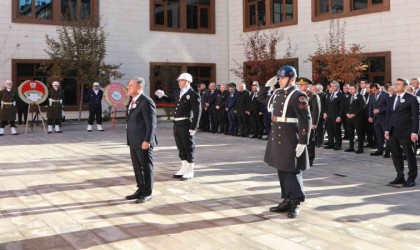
[0,121,419,250]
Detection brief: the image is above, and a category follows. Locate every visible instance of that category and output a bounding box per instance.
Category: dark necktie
[330,94,334,101]
[394,96,400,111]
[350,95,354,105]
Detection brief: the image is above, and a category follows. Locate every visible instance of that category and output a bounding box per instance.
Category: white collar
[132,92,142,103]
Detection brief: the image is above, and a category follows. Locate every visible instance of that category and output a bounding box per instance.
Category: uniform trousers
[389,132,418,182]
[88,106,102,125]
[0,120,15,128]
[308,130,316,164]
[48,118,61,126]
[129,146,154,196]
[278,170,305,202]
[173,122,195,163]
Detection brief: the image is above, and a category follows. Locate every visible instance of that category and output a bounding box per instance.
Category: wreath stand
[25,104,47,135]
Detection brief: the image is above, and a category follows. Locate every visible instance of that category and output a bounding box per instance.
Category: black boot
[287,200,301,218]
[269,199,291,213]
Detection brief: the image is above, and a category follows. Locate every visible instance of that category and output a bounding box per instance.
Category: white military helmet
[177,73,193,83]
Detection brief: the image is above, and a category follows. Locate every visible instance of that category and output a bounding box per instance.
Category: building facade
[1,0,419,114]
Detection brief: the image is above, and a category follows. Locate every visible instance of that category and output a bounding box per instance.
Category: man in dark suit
[342,84,351,140]
[247,81,264,139]
[324,81,345,150]
[411,78,420,96]
[315,84,327,147]
[206,82,219,133]
[172,73,201,180]
[385,78,418,187]
[369,83,390,157]
[235,83,251,137]
[225,83,239,136]
[362,83,375,148]
[87,82,104,132]
[199,83,210,132]
[125,77,157,203]
[344,84,366,153]
[215,84,228,134]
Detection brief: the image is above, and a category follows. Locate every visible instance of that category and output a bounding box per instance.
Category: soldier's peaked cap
[297,77,313,85]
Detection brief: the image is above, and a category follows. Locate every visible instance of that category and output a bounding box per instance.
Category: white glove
[295,144,307,158]
[265,76,277,87]
[59,99,63,104]
[154,89,165,99]
[189,129,196,136]
[48,98,52,106]
[13,101,16,106]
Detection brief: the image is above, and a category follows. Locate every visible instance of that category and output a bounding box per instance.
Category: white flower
[132,104,137,109]
[186,95,190,100]
[400,99,405,103]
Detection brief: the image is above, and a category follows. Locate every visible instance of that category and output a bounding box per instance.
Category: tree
[44,8,123,121]
[231,30,297,85]
[306,19,367,85]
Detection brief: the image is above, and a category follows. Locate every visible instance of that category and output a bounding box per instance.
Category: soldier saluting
[257,65,311,218]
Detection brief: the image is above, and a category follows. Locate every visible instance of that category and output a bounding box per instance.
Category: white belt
[52,99,62,102]
[272,116,298,123]
[3,102,13,105]
[174,117,189,121]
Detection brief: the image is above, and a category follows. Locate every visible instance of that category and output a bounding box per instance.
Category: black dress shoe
[344,148,355,152]
[355,149,364,154]
[370,151,383,156]
[324,145,334,149]
[383,152,391,158]
[389,178,405,185]
[135,195,152,203]
[269,199,291,213]
[249,134,257,138]
[334,146,341,150]
[287,200,301,218]
[403,181,415,187]
[125,189,143,200]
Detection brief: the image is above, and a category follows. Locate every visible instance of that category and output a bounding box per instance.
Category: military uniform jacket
[257,85,312,172]
[215,91,228,109]
[174,88,202,130]
[47,89,64,119]
[345,93,365,120]
[307,91,320,126]
[87,89,103,109]
[0,89,17,121]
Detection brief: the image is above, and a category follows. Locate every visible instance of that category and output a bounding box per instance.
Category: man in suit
[215,84,228,134]
[342,84,351,140]
[385,78,418,187]
[410,78,420,96]
[235,83,251,137]
[257,65,311,218]
[324,81,345,150]
[297,78,320,166]
[172,73,201,180]
[125,77,157,203]
[225,83,239,136]
[199,83,210,132]
[206,82,219,133]
[247,81,264,139]
[362,83,375,148]
[87,82,104,132]
[344,84,366,153]
[369,83,390,157]
[315,84,327,147]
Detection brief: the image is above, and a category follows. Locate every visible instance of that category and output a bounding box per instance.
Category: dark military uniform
[258,85,311,203]
[306,90,320,165]
[173,87,202,163]
[215,90,228,134]
[47,89,64,126]
[87,89,103,125]
[0,89,17,128]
